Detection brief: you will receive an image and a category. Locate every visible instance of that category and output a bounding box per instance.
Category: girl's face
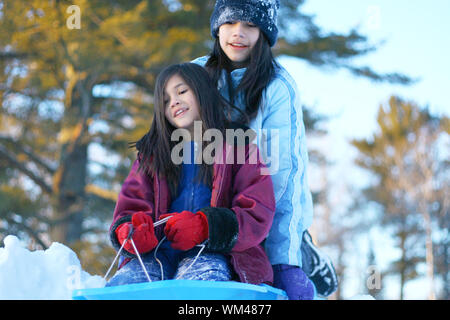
[164,74,201,134]
[218,21,260,68]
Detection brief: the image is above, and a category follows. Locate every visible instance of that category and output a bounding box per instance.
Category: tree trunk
[399,232,406,300]
[333,239,344,300]
[423,210,436,300]
[51,142,87,244]
[444,235,449,300]
[50,79,91,245]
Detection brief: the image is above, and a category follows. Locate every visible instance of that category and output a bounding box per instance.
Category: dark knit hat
[210,0,280,47]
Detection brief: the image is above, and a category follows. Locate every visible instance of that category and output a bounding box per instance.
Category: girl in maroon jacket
[106,63,275,287]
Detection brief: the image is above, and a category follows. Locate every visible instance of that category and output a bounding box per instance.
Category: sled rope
[153,215,171,227]
[104,215,205,282]
[103,224,152,282]
[103,216,172,281]
[154,236,166,280]
[129,236,152,282]
[103,224,135,281]
[152,237,206,280]
[151,214,207,280]
[174,242,206,280]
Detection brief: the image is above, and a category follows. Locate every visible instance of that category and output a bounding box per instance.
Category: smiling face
[164,74,201,134]
[218,21,260,68]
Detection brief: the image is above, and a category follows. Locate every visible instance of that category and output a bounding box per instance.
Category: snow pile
[0,235,105,299]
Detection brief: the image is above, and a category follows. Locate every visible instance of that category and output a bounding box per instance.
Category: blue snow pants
[106,240,232,287]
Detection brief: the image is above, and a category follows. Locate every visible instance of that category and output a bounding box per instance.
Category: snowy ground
[0,235,105,299]
[0,235,374,300]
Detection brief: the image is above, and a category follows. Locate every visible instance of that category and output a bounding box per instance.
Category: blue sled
[72,279,288,300]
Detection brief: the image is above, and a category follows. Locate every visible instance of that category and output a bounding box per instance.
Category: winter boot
[301,230,338,297]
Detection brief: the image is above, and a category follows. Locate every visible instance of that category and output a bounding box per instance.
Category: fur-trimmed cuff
[199,207,239,253]
[109,215,136,259]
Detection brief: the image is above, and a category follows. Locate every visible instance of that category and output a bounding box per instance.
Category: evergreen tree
[351,96,449,299]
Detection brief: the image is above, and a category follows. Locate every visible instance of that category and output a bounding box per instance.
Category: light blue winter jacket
[192,56,313,267]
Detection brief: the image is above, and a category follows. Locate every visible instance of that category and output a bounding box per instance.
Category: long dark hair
[205,32,279,123]
[132,63,230,196]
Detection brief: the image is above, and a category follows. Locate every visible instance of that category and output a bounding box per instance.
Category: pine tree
[351,96,449,299]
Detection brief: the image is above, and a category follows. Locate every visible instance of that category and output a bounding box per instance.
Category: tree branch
[0,144,53,194]
[85,184,118,202]
[0,135,56,175]
[4,216,49,250]
[0,51,28,60]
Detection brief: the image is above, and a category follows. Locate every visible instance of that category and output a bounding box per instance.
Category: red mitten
[115,212,158,255]
[160,211,209,251]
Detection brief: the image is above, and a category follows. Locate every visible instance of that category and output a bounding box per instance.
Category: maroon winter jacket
[109,140,276,285]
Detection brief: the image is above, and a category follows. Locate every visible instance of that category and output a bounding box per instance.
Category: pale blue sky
[276,1,449,299]
[284,0,449,140]
[278,0,449,189]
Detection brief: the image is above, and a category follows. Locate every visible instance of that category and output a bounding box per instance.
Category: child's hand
[115,212,158,255]
[160,211,209,251]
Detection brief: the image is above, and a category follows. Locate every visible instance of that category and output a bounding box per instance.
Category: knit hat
[210,0,280,47]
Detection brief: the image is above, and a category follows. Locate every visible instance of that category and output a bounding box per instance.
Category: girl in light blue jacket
[192,0,338,299]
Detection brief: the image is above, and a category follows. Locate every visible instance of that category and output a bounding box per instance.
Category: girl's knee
[174,253,232,281]
[106,256,164,286]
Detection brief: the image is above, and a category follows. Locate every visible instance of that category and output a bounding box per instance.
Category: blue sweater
[169,141,211,213]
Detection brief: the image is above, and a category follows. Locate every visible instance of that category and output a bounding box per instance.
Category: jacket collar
[218,67,247,90]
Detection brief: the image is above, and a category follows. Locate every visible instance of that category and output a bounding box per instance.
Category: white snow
[0,235,105,300]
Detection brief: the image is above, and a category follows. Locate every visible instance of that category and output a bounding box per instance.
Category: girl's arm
[258,71,314,266]
[200,143,276,253]
[109,158,156,253]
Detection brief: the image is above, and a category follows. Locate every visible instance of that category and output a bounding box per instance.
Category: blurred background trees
[352,97,449,299]
[1,0,447,299]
